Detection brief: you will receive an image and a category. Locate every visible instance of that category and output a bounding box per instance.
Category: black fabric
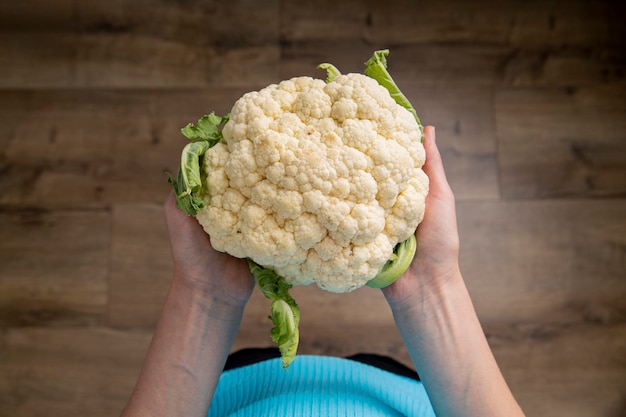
[224,347,281,371]
[224,347,420,381]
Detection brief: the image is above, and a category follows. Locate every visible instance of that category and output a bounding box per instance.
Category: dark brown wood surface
[1,1,624,416]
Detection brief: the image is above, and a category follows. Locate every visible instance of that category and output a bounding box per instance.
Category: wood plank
[0,0,74,29]
[281,41,510,87]
[495,83,626,198]
[0,81,500,206]
[0,88,250,209]
[280,0,626,93]
[458,194,626,413]
[281,0,625,47]
[508,0,626,49]
[0,0,280,88]
[108,203,172,328]
[0,209,110,326]
[457,199,626,324]
[502,48,626,87]
[490,322,626,417]
[407,83,500,201]
[0,327,151,417]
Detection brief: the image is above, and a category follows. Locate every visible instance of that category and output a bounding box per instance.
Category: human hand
[164,192,255,308]
[122,195,256,417]
[380,127,526,417]
[382,126,461,309]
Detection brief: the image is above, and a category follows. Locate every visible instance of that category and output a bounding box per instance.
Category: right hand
[382,126,461,309]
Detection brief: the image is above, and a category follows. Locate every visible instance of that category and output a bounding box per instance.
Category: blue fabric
[208,355,435,417]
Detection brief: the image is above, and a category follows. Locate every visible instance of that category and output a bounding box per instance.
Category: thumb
[422,126,454,199]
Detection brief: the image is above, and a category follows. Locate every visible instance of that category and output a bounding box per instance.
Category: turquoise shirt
[208,355,435,416]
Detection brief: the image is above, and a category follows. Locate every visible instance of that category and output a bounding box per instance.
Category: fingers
[422,126,454,199]
[164,191,185,228]
[164,190,203,237]
[164,190,177,214]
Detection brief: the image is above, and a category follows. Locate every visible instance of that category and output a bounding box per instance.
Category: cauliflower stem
[248,259,300,369]
[316,63,342,83]
[366,234,417,288]
[168,50,424,369]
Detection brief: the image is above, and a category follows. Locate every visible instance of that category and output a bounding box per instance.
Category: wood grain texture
[108,204,171,328]
[491,322,626,417]
[502,48,626,87]
[458,199,626,323]
[496,83,626,198]
[0,209,110,327]
[281,0,626,47]
[0,88,251,209]
[0,0,625,415]
[0,0,280,88]
[405,83,500,200]
[281,41,511,86]
[0,327,151,417]
[459,198,626,413]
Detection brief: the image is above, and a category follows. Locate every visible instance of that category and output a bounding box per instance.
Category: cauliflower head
[194,73,428,293]
[169,50,428,368]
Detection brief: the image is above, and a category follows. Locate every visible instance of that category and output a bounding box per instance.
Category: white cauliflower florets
[195,73,428,293]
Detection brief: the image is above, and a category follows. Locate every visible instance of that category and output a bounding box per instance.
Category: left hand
[164,192,255,309]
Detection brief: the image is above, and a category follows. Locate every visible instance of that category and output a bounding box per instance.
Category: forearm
[122,274,246,417]
[389,270,524,417]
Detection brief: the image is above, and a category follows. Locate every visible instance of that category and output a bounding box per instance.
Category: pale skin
[121,126,525,417]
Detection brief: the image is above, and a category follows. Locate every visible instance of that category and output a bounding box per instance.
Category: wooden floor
[1,1,625,416]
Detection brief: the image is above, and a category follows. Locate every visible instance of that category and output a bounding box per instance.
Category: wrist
[124,269,248,417]
[171,271,250,321]
[383,263,465,321]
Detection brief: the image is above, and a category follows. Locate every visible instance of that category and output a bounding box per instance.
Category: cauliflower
[196,73,427,292]
[168,50,428,368]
